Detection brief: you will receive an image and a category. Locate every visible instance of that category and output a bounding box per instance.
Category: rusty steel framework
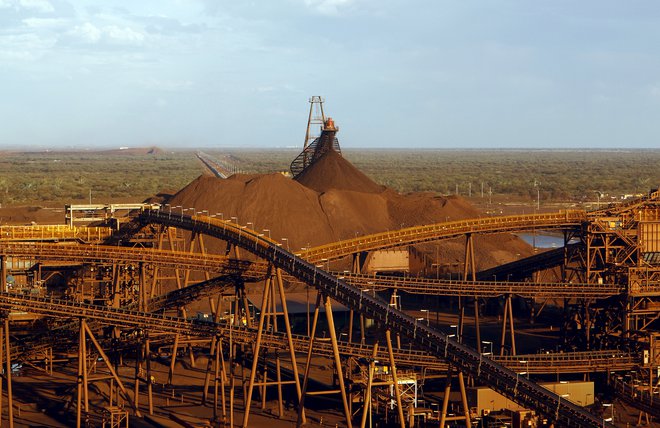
[290,96,342,178]
[0,195,658,426]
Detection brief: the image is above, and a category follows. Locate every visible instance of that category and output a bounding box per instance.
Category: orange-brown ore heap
[167,148,530,267]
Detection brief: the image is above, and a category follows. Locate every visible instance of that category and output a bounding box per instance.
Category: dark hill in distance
[101,146,165,156]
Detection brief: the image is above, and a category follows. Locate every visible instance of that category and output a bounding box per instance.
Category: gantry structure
[290,96,342,178]
[0,192,658,427]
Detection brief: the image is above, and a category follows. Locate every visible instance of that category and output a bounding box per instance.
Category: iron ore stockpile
[0,142,658,428]
[169,147,530,267]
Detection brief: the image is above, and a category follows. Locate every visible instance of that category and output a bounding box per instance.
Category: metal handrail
[0,225,112,242]
[338,271,623,299]
[299,210,587,262]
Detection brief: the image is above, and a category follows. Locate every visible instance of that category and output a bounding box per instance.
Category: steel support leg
[458,371,471,427]
[324,295,353,428]
[360,342,379,428]
[500,294,516,355]
[386,329,405,428]
[146,338,153,415]
[134,341,142,414]
[242,274,272,427]
[508,294,517,355]
[168,334,180,384]
[77,319,85,428]
[4,319,13,428]
[275,268,305,422]
[296,292,322,427]
[439,366,453,428]
[0,321,3,426]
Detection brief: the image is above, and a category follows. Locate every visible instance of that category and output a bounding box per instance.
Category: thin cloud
[19,0,54,13]
[648,84,660,100]
[303,0,353,16]
[22,17,68,28]
[68,21,146,46]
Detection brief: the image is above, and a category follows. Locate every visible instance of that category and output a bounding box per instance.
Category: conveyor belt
[611,375,660,419]
[1,242,621,299]
[139,210,609,427]
[3,276,638,376]
[2,290,640,378]
[0,242,263,280]
[337,271,621,299]
[477,244,579,281]
[299,211,587,263]
[0,225,111,242]
[0,291,211,336]
[9,275,238,361]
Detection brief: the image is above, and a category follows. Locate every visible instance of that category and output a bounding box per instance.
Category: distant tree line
[1,148,658,206]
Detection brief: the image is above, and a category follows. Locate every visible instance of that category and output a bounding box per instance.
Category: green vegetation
[0,150,200,206]
[1,148,659,206]
[223,148,660,203]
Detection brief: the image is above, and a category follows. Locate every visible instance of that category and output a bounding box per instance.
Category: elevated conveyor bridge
[0,224,111,243]
[0,289,639,376]
[136,209,609,427]
[0,241,622,299]
[337,271,622,299]
[299,211,587,263]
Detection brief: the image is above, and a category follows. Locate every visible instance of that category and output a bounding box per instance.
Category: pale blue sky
[1,0,659,149]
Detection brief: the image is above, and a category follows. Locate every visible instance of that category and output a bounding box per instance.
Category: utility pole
[533,180,540,211]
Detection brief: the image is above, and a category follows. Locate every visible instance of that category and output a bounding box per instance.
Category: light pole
[450,324,459,341]
[602,403,613,424]
[519,360,529,379]
[281,238,289,251]
[421,309,429,325]
[360,288,370,308]
[263,229,271,240]
[534,180,540,211]
[482,340,493,356]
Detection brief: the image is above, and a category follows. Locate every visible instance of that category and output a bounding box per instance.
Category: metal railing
[298,210,588,263]
[338,271,622,299]
[0,225,112,242]
[611,375,660,418]
[0,242,261,278]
